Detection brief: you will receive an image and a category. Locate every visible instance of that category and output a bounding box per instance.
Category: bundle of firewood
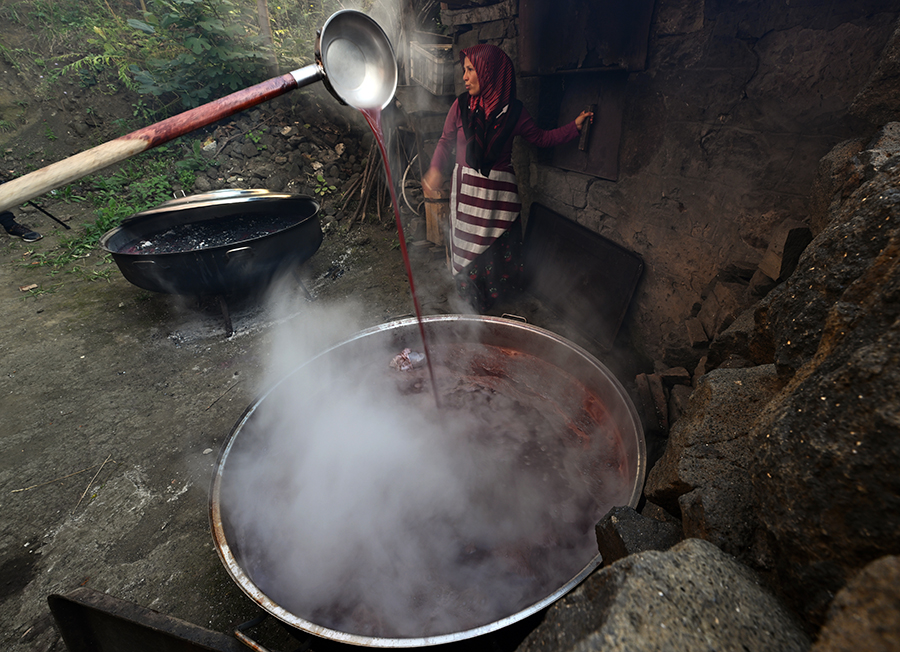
[342,141,393,227]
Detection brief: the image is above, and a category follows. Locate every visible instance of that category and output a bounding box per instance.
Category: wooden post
[423,188,448,245]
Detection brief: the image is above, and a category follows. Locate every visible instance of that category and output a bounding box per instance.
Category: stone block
[698,281,750,338]
[441,0,517,27]
[757,219,813,282]
[697,293,720,339]
[516,539,810,652]
[693,355,708,385]
[708,306,776,369]
[749,270,777,301]
[476,19,508,41]
[644,365,780,524]
[640,501,681,527]
[685,316,708,347]
[808,137,866,234]
[634,373,668,437]
[658,366,691,387]
[667,383,693,425]
[594,505,684,566]
[661,321,708,370]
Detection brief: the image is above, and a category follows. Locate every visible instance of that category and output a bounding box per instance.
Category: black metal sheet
[551,71,627,181]
[523,204,643,351]
[518,0,655,75]
[48,588,245,652]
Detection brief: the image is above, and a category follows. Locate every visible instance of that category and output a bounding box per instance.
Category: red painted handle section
[124,73,299,148]
[0,73,301,212]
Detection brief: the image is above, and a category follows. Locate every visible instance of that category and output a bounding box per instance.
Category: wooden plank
[551,71,627,181]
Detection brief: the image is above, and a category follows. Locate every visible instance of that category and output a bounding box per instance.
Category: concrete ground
[0,205,635,652]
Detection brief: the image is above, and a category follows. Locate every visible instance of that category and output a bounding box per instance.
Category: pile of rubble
[539,123,900,651]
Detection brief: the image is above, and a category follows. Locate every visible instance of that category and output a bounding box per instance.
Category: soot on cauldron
[213,316,643,646]
[100,191,322,300]
[117,213,300,255]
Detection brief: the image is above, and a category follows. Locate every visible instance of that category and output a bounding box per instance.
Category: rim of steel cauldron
[98,190,318,246]
[97,191,321,295]
[209,315,646,648]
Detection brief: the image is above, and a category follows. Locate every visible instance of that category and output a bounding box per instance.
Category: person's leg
[1,210,42,241]
[0,211,15,230]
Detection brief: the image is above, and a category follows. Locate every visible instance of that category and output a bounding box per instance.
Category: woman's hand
[575,110,594,132]
[423,168,444,196]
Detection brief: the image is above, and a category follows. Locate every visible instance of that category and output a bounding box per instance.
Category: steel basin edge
[99,192,322,296]
[209,315,646,647]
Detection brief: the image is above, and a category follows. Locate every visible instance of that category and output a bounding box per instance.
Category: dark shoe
[5,223,42,242]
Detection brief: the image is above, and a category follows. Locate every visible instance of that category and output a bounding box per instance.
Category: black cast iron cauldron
[99,190,322,296]
[211,315,647,649]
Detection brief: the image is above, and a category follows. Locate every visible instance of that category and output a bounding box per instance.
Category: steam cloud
[215,3,636,637]
[217,301,633,640]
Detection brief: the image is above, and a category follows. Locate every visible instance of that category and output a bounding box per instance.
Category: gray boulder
[644,364,782,559]
[747,135,900,626]
[807,137,866,235]
[756,122,900,379]
[810,556,900,652]
[517,539,809,652]
[641,127,900,635]
[594,506,683,565]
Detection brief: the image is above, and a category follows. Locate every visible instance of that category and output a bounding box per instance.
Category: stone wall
[438,0,900,360]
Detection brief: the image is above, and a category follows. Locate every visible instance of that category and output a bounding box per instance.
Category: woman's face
[463,57,480,96]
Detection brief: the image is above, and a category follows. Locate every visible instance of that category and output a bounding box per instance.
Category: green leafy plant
[50,185,87,203]
[28,148,184,271]
[312,173,336,196]
[132,99,164,125]
[127,0,270,110]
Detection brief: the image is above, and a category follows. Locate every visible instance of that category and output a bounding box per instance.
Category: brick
[685,317,708,347]
[758,219,813,281]
[595,505,685,565]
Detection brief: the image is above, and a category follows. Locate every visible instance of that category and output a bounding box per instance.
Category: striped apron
[449,164,521,274]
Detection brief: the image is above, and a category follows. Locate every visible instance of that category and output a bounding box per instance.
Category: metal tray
[48,588,245,652]
[523,203,643,350]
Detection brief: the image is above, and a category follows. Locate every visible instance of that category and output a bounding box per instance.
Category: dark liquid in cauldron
[220,342,631,640]
[118,213,298,255]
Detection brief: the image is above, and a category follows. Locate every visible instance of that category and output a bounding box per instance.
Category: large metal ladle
[0,9,397,213]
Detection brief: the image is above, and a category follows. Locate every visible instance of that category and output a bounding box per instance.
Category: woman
[423,44,592,311]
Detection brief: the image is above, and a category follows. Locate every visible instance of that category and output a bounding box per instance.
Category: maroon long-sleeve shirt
[429,99,580,176]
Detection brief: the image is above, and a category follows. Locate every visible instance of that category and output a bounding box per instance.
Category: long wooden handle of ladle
[0,65,321,214]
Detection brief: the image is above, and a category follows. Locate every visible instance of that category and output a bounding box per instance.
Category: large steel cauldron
[210,315,646,648]
[99,190,322,296]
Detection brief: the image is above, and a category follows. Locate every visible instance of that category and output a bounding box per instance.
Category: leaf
[185,37,210,54]
[127,18,156,34]
[198,19,226,34]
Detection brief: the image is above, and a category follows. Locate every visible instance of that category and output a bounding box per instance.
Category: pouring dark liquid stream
[361,108,441,408]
